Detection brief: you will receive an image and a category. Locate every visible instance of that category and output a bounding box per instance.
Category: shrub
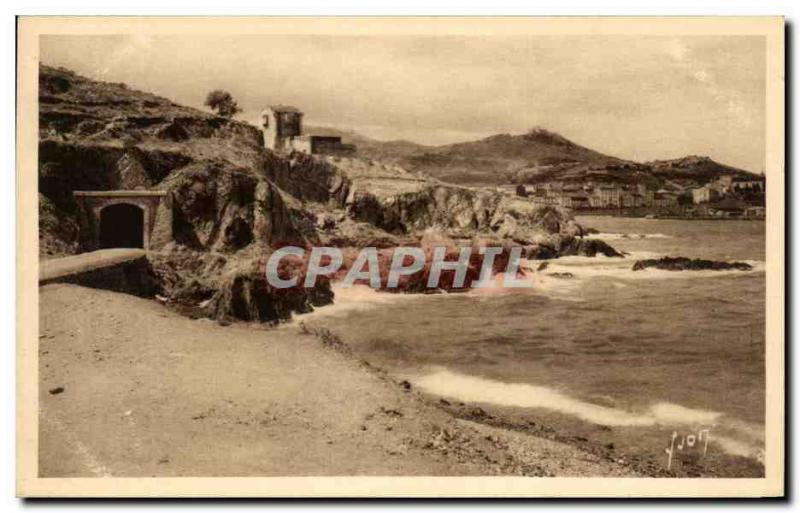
[204,89,241,119]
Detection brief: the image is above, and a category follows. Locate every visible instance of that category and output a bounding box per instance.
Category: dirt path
[38,284,636,477]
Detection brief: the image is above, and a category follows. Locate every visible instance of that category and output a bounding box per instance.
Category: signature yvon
[665,429,711,470]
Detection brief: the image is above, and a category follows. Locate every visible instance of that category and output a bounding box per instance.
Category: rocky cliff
[38,65,326,322]
[38,65,612,323]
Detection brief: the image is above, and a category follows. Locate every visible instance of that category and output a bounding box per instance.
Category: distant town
[512,171,765,219]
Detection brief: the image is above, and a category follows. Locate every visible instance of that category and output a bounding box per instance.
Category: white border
[3,2,794,509]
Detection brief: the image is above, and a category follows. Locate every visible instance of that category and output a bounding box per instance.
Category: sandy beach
[38,283,636,477]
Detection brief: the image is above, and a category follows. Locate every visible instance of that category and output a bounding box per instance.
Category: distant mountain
[308,126,623,185]
[308,125,759,189]
[435,128,619,164]
[408,129,627,185]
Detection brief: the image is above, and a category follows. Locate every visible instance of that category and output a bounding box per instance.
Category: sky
[41,34,766,172]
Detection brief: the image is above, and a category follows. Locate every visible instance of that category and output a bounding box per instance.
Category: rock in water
[631,257,752,272]
[559,237,624,258]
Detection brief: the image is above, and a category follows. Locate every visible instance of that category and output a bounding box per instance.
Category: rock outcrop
[160,160,317,252]
[149,249,333,324]
[38,65,329,322]
[37,65,621,323]
[631,257,752,272]
[262,151,351,206]
[344,181,581,248]
[39,66,281,254]
[347,184,498,234]
[558,238,624,258]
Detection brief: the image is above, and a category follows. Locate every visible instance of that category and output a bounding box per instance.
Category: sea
[302,216,766,476]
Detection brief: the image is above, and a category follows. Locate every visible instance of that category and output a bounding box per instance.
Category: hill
[645,155,758,182]
[39,65,607,322]
[312,125,759,189]
[310,126,624,186]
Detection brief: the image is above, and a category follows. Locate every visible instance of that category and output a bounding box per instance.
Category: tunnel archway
[99,203,144,248]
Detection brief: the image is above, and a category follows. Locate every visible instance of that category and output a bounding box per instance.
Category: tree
[204,90,241,118]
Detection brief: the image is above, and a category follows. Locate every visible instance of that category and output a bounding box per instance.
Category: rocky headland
[38,65,619,324]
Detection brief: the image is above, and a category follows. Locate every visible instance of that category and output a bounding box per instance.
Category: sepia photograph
[15,16,785,498]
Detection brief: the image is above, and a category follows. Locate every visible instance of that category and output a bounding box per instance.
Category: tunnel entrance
[73,190,169,251]
[99,203,144,248]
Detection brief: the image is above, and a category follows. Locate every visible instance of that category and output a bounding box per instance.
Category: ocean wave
[714,435,765,464]
[585,232,673,241]
[298,252,765,317]
[293,284,424,321]
[414,368,718,427]
[529,255,765,284]
[413,368,764,462]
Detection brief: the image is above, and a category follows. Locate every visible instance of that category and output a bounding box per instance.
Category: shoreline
[298,275,765,478]
[410,389,765,478]
[38,281,764,478]
[311,323,766,479]
[39,283,636,477]
[40,230,764,477]
[574,212,765,221]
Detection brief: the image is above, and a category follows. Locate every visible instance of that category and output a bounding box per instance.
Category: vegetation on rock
[203,89,242,119]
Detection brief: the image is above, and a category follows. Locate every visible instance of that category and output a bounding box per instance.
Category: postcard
[16,16,785,497]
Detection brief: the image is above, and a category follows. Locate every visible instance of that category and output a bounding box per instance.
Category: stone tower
[261,105,303,152]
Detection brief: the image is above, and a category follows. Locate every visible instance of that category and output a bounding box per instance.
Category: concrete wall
[290,135,356,156]
[40,254,160,298]
[291,137,313,154]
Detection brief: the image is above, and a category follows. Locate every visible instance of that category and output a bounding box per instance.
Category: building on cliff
[262,105,303,152]
[261,105,356,156]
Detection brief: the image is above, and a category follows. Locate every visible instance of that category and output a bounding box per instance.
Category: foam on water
[532,254,765,284]
[714,436,765,464]
[294,284,424,322]
[648,402,721,425]
[413,368,763,461]
[585,232,672,241]
[414,368,718,427]
[463,267,583,301]
[505,251,763,301]
[301,250,765,314]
